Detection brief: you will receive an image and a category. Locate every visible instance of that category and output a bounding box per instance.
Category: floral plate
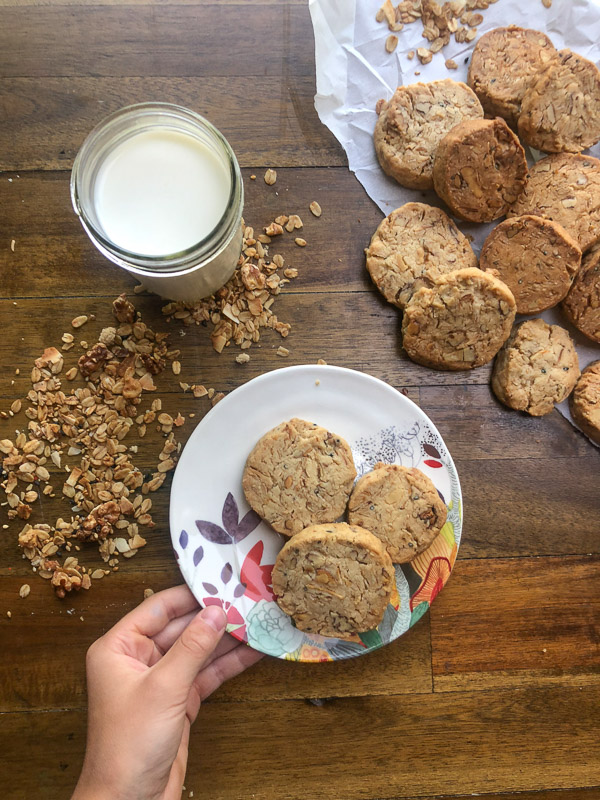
[170,365,462,662]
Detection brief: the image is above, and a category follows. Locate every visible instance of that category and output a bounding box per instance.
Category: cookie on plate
[365,202,477,309]
[432,118,528,223]
[570,360,600,445]
[467,26,557,128]
[242,418,356,537]
[374,80,483,190]
[401,267,517,370]
[518,49,600,153]
[479,215,582,314]
[491,319,580,416]
[271,523,395,639]
[347,462,447,564]
[561,245,600,343]
[508,153,600,252]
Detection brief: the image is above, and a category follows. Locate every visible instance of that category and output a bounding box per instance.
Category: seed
[386,34,398,53]
[294,238,307,247]
[71,315,89,328]
[19,584,30,598]
[171,360,181,375]
[264,169,277,185]
[309,201,322,217]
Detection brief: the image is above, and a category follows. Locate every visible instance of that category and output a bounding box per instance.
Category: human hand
[72,584,263,800]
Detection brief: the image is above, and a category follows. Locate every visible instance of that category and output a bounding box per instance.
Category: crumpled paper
[309,0,600,444]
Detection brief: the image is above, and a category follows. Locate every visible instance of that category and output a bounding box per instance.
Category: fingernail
[200,605,227,632]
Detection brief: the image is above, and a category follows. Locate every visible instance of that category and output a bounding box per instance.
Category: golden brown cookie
[374,79,483,190]
[561,245,600,343]
[570,361,600,444]
[347,462,447,564]
[518,49,600,153]
[401,267,517,370]
[508,153,600,253]
[432,117,528,223]
[271,523,395,639]
[479,215,582,314]
[467,26,557,128]
[491,319,580,416]
[242,418,356,537]
[365,202,477,309]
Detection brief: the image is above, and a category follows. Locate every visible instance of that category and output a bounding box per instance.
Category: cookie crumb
[235,353,250,364]
[317,358,327,365]
[407,50,415,60]
[445,59,458,70]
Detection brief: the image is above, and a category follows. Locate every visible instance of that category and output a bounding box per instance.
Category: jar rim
[70,102,243,273]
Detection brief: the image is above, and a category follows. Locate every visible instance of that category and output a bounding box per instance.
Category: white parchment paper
[309,0,600,444]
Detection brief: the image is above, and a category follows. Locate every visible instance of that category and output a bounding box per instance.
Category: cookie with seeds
[432,117,527,223]
[561,245,600,343]
[468,26,557,128]
[242,418,356,537]
[374,79,483,190]
[508,153,600,253]
[271,523,395,639]
[479,215,582,314]
[365,202,477,309]
[570,361,600,445]
[491,319,580,416]
[518,49,600,153]
[347,462,447,564]
[401,267,516,370]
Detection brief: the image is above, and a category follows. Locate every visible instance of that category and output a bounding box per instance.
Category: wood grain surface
[0,1,599,799]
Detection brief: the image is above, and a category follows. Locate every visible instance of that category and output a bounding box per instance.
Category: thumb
[154,605,227,689]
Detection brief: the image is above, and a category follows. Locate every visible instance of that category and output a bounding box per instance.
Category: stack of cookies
[242,418,447,639]
[369,25,600,435]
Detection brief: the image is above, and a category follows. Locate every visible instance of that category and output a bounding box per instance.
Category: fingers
[111,585,199,639]
[152,610,197,654]
[151,605,227,689]
[193,643,265,704]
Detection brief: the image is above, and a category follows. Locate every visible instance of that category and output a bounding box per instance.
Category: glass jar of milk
[71,103,243,302]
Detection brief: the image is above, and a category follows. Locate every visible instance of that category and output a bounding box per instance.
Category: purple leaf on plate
[221,563,233,584]
[424,443,441,459]
[202,582,218,595]
[437,489,445,504]
[193,546,204,567]
[179,530,189,549]
[196,520,231,545]
[233,509,262,542]
[222,492,239,536]
[233,582,246,598]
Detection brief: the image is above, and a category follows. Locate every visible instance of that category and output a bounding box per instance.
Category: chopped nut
[171,360,181,375]
[294,238,307,247]
[264,169,277,186]
[386,34,398,53]
[235,353,251,364]
[445,58,458,70]
[309,201,322,217]
[71,315,89,329]
[276,346,290,357]
[112,294,136,324]
[19,584,30,598]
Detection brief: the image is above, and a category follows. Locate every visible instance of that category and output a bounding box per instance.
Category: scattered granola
[19,584,30,598]
[309,201,322,218]
[264,169,277,186]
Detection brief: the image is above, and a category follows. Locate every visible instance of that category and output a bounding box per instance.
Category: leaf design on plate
[195,520,232,545]
[423,443,441,459]
[202,582,218,595]
[222,492,239,535]
[437,489,445,505]
[233,582,246,598]
[193,546,204,567]
[221,563,233,584]
[423,459,442,468]
[234,508,261,542]
[179,530,189,549]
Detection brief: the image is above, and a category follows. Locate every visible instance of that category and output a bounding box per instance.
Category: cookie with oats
[508,153,600,253]
[468,26,557,128]
[561,244,600,343]
[432,117,528,223]
[491,319,580,417]
[401,267,517,371]
[518,49,600,153]
[242,418,356,537]
[365,202,477,309]
[374,79,483,191]
[570,360,600,445]
[271,523,395,639]
[479,214,582,314]
[347,462,447,564]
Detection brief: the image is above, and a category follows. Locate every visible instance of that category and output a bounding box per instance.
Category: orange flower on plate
[409,556,451,611]
[299,644,333,663]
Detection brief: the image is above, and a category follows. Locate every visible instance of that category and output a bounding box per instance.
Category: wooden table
[1,2,599,798]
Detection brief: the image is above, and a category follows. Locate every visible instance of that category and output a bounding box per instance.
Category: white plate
[170,365,462,662]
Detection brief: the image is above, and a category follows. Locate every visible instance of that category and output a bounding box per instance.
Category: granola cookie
[468,26,557,128]
[518,49,600,153]
[242,418,356,537]
[561,245,600,343]
[432,117,527,222]
[374,79,483,190]
[491,319,580,416]
[401,267,516,370]
[508,153,600,252]
[365,202,477,309]
[479,215,582,314]
[570,361,600,445]
[271,523,395,639]
[347,462,447,564]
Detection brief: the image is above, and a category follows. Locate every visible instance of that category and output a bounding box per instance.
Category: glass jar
[71,102,244,302]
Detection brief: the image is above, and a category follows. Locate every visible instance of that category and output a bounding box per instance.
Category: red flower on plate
[240,541,276,602]
[203,596,245,627]
[409,556,451,610]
